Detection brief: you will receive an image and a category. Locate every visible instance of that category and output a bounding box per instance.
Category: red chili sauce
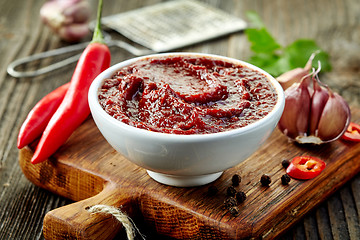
[98,56,277,134]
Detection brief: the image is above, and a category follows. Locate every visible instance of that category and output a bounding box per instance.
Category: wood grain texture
[18,108,360,240]
[1,0,359,239]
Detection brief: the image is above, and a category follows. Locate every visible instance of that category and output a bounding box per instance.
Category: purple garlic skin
[40,0,91,42]
[316,91,351,141]
[309,77,329,135]
[278,66,351,144]
[278,76,311,140]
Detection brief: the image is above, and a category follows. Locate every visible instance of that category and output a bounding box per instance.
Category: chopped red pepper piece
[286,156,326,180]
[341,122,360,142]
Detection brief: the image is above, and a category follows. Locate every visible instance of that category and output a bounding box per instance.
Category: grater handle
[7,37,153,78]
[7,42,89,78]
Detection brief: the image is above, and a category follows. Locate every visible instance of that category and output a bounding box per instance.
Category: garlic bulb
[40,0,91,42]
[278,64,351,144]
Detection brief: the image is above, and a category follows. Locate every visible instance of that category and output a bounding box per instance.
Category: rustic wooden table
[0,0,359,239]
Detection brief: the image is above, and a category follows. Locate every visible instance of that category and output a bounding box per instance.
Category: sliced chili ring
[286,156,326,180]
[341,122,360,142]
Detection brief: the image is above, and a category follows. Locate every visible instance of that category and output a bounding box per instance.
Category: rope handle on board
[86,204,146,240]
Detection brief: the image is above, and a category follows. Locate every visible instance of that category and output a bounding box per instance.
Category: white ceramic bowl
[88,53,285,187]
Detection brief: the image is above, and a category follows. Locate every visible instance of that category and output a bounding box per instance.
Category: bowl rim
[88,52,285,141]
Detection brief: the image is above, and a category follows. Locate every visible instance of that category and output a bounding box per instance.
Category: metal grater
[7,0,247,78]
[101,0,247,52]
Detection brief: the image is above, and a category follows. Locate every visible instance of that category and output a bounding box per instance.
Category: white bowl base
[146,170,223,187]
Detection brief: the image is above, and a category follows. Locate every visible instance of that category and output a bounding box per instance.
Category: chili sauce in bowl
[89,53,285,187]
[98,56,277,135]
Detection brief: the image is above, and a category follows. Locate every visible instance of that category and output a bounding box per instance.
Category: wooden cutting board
[19,107,360,240]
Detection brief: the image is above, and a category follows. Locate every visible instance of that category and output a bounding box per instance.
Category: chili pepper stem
[91,0,104,44]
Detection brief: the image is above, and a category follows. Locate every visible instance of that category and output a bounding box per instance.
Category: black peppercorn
[229,206,240,217]
[281,174,291,185]
[224,197,237,209]
[231,174,241,186]
[260,174,271,186]
[281,159,290,169]
[226,186,237,197]
[207,185,218,196]
[236,191,246,203]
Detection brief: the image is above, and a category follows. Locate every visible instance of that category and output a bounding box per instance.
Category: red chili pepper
[17,82,70,149]
[31,0,110,164]
[341,122,360,142]
[286,156,326,180]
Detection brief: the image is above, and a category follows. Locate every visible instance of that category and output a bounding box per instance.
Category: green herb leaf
[284,39,332,71]
[244,12,332,76]
[249,53,291,77]
[245,28,281,54]
[245,11,266,29]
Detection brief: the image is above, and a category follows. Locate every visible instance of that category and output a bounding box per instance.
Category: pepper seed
[236,191,246,203]
[281,174,291,185]
[224,197,237,209]
[260,174,271,186]
[231,174,241,186]
[226,186,237,197]
[281,159,290,169]
[229,206,240,217]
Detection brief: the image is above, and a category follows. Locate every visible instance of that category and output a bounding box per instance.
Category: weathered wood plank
[340,185,360,239]
[327,193,350,240]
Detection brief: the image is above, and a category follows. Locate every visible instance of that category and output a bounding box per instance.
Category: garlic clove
[295,77,312,137]
[277,68,309,90]
[63,1,91,24]
[316,91,351,142]
[309,77,329,135]
[276,52,316,90]
[278,76,311,139]
[40,0,91,42]
[40,3,65,29]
